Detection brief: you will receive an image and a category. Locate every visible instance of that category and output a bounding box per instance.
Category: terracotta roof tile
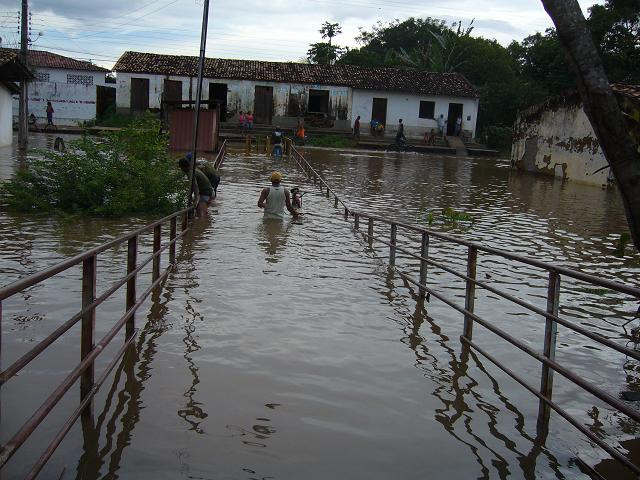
[0,48,109,72]
[114,51,479,98]
[612,83,640,102]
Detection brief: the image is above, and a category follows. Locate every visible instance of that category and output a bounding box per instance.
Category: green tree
[307,21,344,64]
[319,21,342,46]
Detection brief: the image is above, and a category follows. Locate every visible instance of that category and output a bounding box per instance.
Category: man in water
[178,156,214,217]
[258,171,299,219]
[271,126,283,158]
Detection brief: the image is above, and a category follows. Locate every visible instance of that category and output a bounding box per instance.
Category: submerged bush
[307,135,354,148]
[1,115,186,216]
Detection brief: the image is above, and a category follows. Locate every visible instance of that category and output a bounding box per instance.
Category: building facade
[511,84,639,187]
[0,49,111,126]
[113,51,480,138]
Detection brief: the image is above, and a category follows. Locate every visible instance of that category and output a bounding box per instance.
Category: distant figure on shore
[295,121,305,145]
[271,126,283,158]
[395,119,406,145]
[424,129,437,145]
[45,101,55,129]
[437,114,446,138]
[54,137,66,152]
[455,115,462,136]
[353,115,360,139]
[238,111,245,129]
[246,111,254,129]
[178,155,214,217]
[258,171,299,220]
[370,118,378,136]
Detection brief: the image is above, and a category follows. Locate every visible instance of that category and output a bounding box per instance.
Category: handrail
[0,138,227,478]
[289,145,640,475]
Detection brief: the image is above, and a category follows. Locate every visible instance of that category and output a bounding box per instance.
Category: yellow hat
[270,171,282,182]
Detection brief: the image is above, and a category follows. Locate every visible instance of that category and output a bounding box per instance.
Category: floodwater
[1,134,640,480]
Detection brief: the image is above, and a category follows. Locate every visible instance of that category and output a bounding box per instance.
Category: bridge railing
[290,144,640,476]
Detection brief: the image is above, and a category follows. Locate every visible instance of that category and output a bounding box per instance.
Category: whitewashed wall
[512,102,612,187]
[11,67,107,126]
[0,84,13,146]
[116,72,352,128]
[351,89,479,138]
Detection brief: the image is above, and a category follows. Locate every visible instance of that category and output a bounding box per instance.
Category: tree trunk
[541,0,640,252]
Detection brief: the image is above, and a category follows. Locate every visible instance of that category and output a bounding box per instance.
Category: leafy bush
[307,135,354,148]
[96,105,135,128]
[1,115,186,216]
[477,125,513,153]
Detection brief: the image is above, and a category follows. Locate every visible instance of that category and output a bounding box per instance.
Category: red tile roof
[113,51,479,98]
[0,50,34,81]
[612,83,640,102]
[0,48,109,72]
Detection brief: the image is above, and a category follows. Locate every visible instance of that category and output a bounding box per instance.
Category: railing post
[354,213,359,230]
[334,195,338,208]
[389,223,397,267]
[419,232,429,297]
[368,218,374,247]
[81,255,97,410]
[463,246,477,339]
[169,216,177,265]
[344,207,349,219]
[538,270,560,429]
[125,236,138,340]
[265,135,271,155]
[326,187,329,197]
[245,135,250,153]
[182,211,189,231]
[152,224,161,282]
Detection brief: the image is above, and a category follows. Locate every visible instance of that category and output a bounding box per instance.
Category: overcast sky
[0,0,601,68]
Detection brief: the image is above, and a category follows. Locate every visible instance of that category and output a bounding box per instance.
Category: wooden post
[389,224,397,266]
[344,207,349,219]
[152,225,161,282]
[245,135,251,153]
[354,213,359,230]
[419,232,429,297]
[169,217,177,265]
[126,236,137,339]
[81,255,97,407]
[538,271,561,428]
[463,246,478,339]
[334,196,338,208]
[368,218,374,247]
[326,187,330,197]
[265,135,271,155]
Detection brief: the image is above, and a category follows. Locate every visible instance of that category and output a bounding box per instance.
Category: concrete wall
[511,99,614,188]
[0,84,13,146]
[351,89,479,139]
[116,72,352,128]
[11,67,107,126]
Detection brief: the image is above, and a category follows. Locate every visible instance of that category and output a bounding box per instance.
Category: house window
[35,72,50,82]
[419,101,435,119]
[67,74,93,86]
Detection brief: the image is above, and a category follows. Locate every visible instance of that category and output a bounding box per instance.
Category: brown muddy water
[1,133,640,479]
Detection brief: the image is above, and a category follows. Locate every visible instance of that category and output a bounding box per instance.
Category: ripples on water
[1,138,639,479]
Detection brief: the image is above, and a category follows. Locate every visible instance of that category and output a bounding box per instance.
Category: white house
[511,84,639,187]
[0,49,112,126]
[0,50,33,146]
[113,51,480,138]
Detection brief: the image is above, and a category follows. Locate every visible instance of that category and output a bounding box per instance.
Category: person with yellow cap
[258,171,299,219]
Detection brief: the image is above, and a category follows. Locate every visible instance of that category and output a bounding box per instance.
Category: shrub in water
[1,115,186,216]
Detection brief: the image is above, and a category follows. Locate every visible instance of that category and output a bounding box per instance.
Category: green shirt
[194,168,213,197]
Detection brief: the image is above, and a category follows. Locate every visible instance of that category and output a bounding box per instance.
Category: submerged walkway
[3,149,638,479]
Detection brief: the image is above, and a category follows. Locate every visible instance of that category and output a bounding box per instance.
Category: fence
[0,141,228,478]
[289,144,640,476]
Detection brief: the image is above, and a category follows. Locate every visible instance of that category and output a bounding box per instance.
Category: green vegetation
[95,105,135,128]
[614,232,631,257]
[424,208,473,227]
[1,115,186,216]
[309,2,638,138]
[307,135,354,148]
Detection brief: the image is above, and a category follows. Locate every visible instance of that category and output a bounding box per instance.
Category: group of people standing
[357,114,464,145]
[238,111,254,130]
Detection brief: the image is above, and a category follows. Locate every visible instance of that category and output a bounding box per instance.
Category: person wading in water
[258,171,299,219]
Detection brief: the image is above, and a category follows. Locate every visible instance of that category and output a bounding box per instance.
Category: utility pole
[18,0,28,149]
[186,0,210,212]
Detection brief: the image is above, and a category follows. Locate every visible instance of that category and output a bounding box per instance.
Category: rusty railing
[213,139,227,170]
[289,144,640,476]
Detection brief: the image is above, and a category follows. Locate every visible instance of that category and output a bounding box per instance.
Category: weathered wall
[116,72,352,128]
[351,89,479,138]
[511,99,613,187]
[11,67,107,126]
[0,84,13,146]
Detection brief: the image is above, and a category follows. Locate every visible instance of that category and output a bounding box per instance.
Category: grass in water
[307,135,354,148]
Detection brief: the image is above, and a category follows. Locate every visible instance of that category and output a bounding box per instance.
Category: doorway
[254,86,273,124]
[96,85,115,118]
[209,83,228,121]
[130,78,149,113]
[447,102,463,136]
[371,97,387,125]
[308,89,329,113]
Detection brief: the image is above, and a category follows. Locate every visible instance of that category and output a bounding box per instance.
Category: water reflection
[256,219,294,263]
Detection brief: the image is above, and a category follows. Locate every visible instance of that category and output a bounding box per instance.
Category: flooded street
[2,134,640,479]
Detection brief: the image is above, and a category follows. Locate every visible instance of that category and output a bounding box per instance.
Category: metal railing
[290,144,640,475]
[0,137,228,478]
